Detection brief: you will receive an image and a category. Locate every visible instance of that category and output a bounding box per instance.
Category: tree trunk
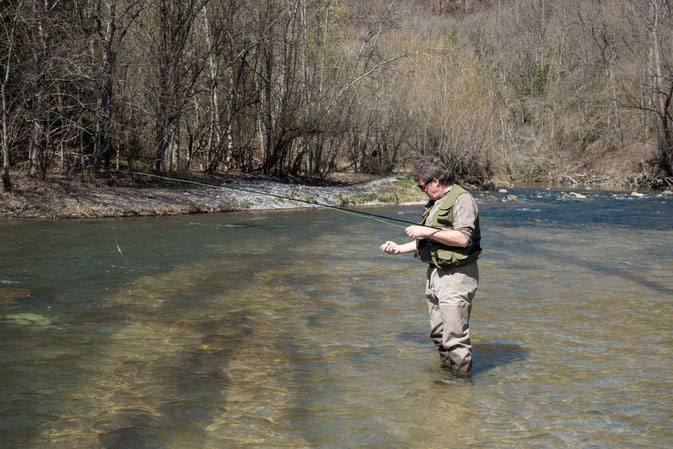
[0,2,21,191]
[661,80,673,176]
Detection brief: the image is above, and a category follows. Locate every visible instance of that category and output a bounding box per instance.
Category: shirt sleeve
[452,193,479,240]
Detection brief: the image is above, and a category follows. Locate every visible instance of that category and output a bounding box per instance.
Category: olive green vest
[417,184,481,269]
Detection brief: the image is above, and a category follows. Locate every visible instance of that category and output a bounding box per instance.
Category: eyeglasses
[417,179,434,191]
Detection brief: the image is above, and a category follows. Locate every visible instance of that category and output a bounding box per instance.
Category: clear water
[1,187,672,448]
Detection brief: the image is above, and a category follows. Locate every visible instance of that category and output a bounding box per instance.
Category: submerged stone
[0,287,31,305]
[5,313,52,327]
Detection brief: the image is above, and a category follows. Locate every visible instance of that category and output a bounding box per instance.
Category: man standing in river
[380,155,481,377]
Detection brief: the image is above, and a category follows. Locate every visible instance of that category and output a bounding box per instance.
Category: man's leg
[426,263,478,376]
[428,299,472,375]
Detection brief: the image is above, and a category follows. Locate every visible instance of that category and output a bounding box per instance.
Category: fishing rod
[135,172,437,229]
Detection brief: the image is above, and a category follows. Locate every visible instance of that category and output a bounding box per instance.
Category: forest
[1,0,672,191]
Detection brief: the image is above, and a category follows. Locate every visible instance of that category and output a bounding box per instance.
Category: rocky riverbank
[4,168,669,220]
[0,172,427,219]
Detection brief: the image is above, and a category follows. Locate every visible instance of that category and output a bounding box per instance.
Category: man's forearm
[425,228,470,248]
[380,240,417,254]
[405,225,470,248]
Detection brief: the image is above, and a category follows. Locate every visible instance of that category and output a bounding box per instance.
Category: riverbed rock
[630,191,645,197]
[5,313,52,327]
[569,192,587,199]
[0,287,31,305]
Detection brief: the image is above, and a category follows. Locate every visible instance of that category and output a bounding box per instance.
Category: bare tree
[625,0,673,176]
[1,0,26,190]
[149,0,210,174]
[90,0,147,172]
[578,0,625,146]
[26,0,59,177]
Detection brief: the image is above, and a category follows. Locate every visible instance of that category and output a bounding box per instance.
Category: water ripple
[1,195,672,448]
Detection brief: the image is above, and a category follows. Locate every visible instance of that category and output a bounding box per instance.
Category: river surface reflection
[1,187,672,448]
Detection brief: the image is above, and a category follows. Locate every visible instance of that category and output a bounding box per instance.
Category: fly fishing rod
[135,172,438,229]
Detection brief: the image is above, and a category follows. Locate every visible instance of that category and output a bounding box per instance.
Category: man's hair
[414,155,455,185]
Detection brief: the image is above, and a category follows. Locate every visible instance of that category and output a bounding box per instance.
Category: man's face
[418,178,442,200]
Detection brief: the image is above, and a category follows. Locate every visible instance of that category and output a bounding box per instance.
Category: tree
[149,0,210,174]
[90,0,147,172]
[623,0,673,177]
[1,0,26,191]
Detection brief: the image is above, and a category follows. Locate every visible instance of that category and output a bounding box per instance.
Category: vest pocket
[416,238,434,263]
[433,245,473,268]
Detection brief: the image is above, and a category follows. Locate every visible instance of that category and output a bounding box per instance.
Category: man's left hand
[405,225,434,239]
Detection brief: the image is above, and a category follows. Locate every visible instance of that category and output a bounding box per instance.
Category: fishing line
[113,227,128,264]
[134,172,436,229]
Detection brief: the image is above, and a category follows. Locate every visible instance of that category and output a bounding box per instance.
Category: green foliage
[535,52,550,96]
[184,201,204,214]
[518,60,530,102]
[341,177,425,205]
[342,192,379,205]
[395,176,416,189]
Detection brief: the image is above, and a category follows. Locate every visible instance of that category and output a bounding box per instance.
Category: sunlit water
[1,187,672,448]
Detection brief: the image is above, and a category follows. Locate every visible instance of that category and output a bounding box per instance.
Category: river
[1,187,672,448]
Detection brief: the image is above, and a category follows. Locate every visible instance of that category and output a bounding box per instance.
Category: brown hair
[413,155,455,185]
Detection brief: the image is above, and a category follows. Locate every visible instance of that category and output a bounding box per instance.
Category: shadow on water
[491,229,673,296]
[397,331,528,376]
[473,342,529,375]
[90,313,252,449]
[568,260,673,296]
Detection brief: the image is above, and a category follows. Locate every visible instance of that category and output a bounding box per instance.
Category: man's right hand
[380,241,402,254]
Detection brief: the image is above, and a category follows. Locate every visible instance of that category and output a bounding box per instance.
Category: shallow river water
[1,187,672,448]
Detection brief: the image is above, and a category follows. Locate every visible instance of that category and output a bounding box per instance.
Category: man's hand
[405,225,434,240]
[380,241,402,254]
[406,225,470,248]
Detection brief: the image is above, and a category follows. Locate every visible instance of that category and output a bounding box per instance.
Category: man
[380,155,481,377]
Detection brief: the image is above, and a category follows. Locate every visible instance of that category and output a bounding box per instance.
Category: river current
[1,187,672,448]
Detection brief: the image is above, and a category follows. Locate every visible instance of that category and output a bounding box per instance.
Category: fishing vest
[415,184,482,269]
